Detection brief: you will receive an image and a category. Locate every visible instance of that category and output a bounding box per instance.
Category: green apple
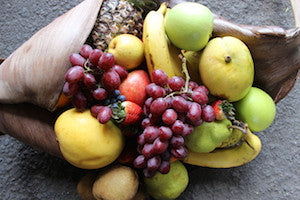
[165,2,214,51]
[234,87,276,132]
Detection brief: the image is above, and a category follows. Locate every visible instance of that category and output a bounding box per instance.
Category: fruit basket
[0,0,299,199]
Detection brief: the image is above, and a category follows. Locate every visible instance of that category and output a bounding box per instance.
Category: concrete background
[0,0,299,199]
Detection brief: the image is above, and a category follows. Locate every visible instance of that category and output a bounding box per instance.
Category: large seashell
[0,0,299,158]
[0,0,103,111]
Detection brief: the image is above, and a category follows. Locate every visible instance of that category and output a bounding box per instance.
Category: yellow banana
[143,3,183,79]
[183,129,262,168]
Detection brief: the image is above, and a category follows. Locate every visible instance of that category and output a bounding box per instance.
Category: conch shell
[0,0,299,158]
[0,0,103,111]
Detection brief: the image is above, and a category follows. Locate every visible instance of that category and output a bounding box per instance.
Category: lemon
[54,108,124,169]
[199,36,254,102]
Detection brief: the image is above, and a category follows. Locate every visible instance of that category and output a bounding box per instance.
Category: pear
[144,161,188,200]
[186,119,232,153]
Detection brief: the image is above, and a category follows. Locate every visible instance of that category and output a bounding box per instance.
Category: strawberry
[211,100,234,121]
[118,70,150,106]
[111,101,144,125]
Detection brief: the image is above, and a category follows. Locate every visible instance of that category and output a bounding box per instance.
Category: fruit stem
[228,125,248,134]
[225,56,231,63]
[179,52,191,93]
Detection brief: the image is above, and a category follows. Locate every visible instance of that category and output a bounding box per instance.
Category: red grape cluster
[63,44,128,124]
[133,69,215,177]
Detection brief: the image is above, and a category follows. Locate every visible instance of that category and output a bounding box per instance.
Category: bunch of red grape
[133,69,215,177]
[63,44,128,123]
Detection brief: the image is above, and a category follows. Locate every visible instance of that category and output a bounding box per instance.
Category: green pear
[144,161,188,200]
[186,119,232,153]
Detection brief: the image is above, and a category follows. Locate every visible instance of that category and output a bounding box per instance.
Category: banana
[183,129,262,168]
[143,3,183,79]
[217,128,244,148]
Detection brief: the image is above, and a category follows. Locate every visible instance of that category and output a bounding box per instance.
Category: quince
[54,108,124,169]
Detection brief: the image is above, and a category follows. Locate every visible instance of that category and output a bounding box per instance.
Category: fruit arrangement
[0,0,299,199]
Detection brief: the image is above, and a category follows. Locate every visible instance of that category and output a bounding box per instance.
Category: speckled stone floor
[0,0,299,199]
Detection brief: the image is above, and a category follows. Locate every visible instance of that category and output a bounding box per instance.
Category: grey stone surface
[0,0,299,199]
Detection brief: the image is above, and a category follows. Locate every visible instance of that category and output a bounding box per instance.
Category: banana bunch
[183,128,262,168]
[143,3,183,79]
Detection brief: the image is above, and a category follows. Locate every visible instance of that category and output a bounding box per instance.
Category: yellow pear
[199,36,254,102]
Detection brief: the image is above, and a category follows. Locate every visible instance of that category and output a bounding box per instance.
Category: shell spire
[0,0,103,111]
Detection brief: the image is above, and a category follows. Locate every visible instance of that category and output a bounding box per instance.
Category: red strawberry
[111,101,144,125]
[121,101,144,125]
[211,100,234,121]
[118,70,150,106]
[212,100,226,120]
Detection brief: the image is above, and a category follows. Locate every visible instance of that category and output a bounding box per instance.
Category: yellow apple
[108,34,144,70]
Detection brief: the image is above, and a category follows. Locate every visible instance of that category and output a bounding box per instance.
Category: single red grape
[142,143,154,158]
[152,69,168,87]
[159,126,173,141]
[72,92,87,111]
[147,156,161,171]
[98,53,115,70]
[168,76,185,91]
[89,49,103,66]
[182,124,194,137]
[191,91,208,105]
[65,66,84,83]
[171,146,187,159]
[202,105,216,122]
[170,135,184,148]
[97,106,112,124]
[93,88,107,100]
[171,120,185,135]
[187,102,202,123]
[137,134,146,146]
[101,69,121,91]
[141,118,151,129]
[69,53,86,67]
[188,81,199,90]
[153,138,168,154]
[158,161,170,174]
[133,155,147,169]
[143,126,160,143]
[162,109,178,125]
[83,73,97,88]
[193,85,209,95]
[172,96,189,113]
[150,98,168,115]
[188,118,203,127]
[80,44,93,59]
